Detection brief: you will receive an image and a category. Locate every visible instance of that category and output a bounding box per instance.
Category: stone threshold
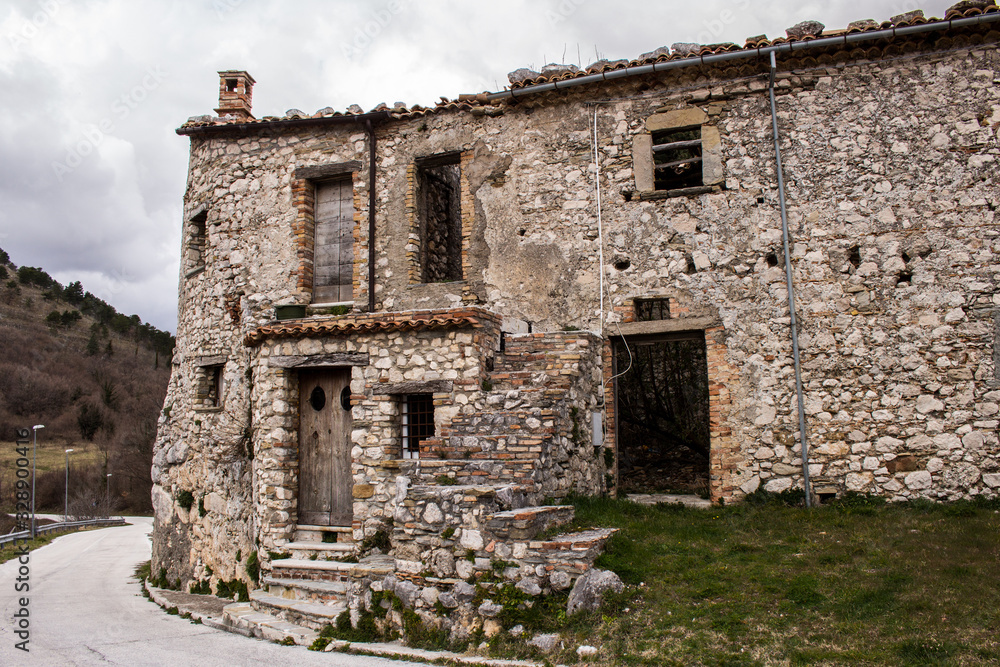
[626,493,714,509]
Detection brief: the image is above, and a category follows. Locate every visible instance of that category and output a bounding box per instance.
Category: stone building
[152,5,1000,638]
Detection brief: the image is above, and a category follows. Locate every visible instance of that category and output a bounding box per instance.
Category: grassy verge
[0,529,74,564]
[523,493,1000,666]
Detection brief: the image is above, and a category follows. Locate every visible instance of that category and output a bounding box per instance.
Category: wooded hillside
[0,247,174,514]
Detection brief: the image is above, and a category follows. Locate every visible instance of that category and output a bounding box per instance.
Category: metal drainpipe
[366,119,377,313]
[769,51,812,507]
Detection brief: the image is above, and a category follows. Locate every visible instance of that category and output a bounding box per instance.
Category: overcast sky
[0,0,953,333]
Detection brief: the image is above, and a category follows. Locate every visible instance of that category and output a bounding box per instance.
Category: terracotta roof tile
[244,308,500,346]
[180,5,999,133]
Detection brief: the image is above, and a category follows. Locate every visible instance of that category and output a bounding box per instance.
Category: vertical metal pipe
[769,52,812,507]
[366,119,377,313]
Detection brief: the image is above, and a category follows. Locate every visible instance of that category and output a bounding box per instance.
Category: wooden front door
[298,369,353,526]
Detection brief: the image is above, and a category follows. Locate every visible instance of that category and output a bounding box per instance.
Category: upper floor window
[194,359,224,410]
[652,127,702,191]
[632,107,723,198]
[313,178,355,304]
[413,152,463,283]
[186,209,208,273]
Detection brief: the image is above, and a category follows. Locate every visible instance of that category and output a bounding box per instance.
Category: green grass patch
[532,493,1000,666]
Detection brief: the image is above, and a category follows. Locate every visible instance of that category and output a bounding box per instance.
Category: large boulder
[567,568,624,616]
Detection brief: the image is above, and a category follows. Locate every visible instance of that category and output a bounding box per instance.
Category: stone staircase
[407,331,601,501]
[229,331,611,638]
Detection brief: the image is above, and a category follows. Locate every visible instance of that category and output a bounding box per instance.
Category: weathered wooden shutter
[314,179,354,303]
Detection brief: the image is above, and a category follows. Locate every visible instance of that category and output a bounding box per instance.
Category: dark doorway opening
[614,331,710,495]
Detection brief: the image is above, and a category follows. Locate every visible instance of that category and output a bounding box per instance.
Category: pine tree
[86,333,100,356]
[105,339,114,357]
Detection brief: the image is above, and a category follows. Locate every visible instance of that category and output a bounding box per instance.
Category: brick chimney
[215,70,255,120]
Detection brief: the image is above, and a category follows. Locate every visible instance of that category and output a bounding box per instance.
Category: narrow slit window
[402,393,434,459]
[652,127,702,191]
[188,211,208,269]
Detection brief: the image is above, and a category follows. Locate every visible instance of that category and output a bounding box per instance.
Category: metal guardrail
[0,517,127,548]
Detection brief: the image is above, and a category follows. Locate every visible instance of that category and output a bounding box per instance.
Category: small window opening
[635,298,670,322]
[226,79,238,93]
[896,271,913,286]
[196,364,223,408]
[402,393,434,459]
[188,211,208,269]
[652,126,703,191]
[614,258,631,271]
[817,491,838,504]
[765,252,779,267]
[685,254,698,274]
[848,246,862,269]
[417,154,462,282]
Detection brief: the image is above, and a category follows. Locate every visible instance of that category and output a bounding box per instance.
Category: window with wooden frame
[313,178,355,303]
[401,393,434,459]
[415,153,463,283]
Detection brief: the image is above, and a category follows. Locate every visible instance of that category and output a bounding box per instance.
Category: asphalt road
[0,517,420,666]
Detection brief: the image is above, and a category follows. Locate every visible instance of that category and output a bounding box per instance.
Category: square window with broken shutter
[313,179,354,303]
[653,127,703,191]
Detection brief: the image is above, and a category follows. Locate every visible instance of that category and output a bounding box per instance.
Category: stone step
[250,589,346,631]
[285,541,357,560]
[485,505,575,540]
[526,528,619,563]
[294,524,354,543]
[222,601,319,646]
[263,576,350,603]
[270,555,395,582]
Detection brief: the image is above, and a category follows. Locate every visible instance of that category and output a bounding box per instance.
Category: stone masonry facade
[153,5,1000,638]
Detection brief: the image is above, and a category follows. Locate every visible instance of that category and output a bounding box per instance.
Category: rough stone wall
[154,37,1000,588]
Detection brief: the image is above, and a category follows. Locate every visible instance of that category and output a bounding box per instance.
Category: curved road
[0,518,420,666]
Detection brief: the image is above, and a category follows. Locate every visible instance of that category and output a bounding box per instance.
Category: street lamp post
[31,425,44,539]
[106,473,112,515]
[64,449,74,521]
